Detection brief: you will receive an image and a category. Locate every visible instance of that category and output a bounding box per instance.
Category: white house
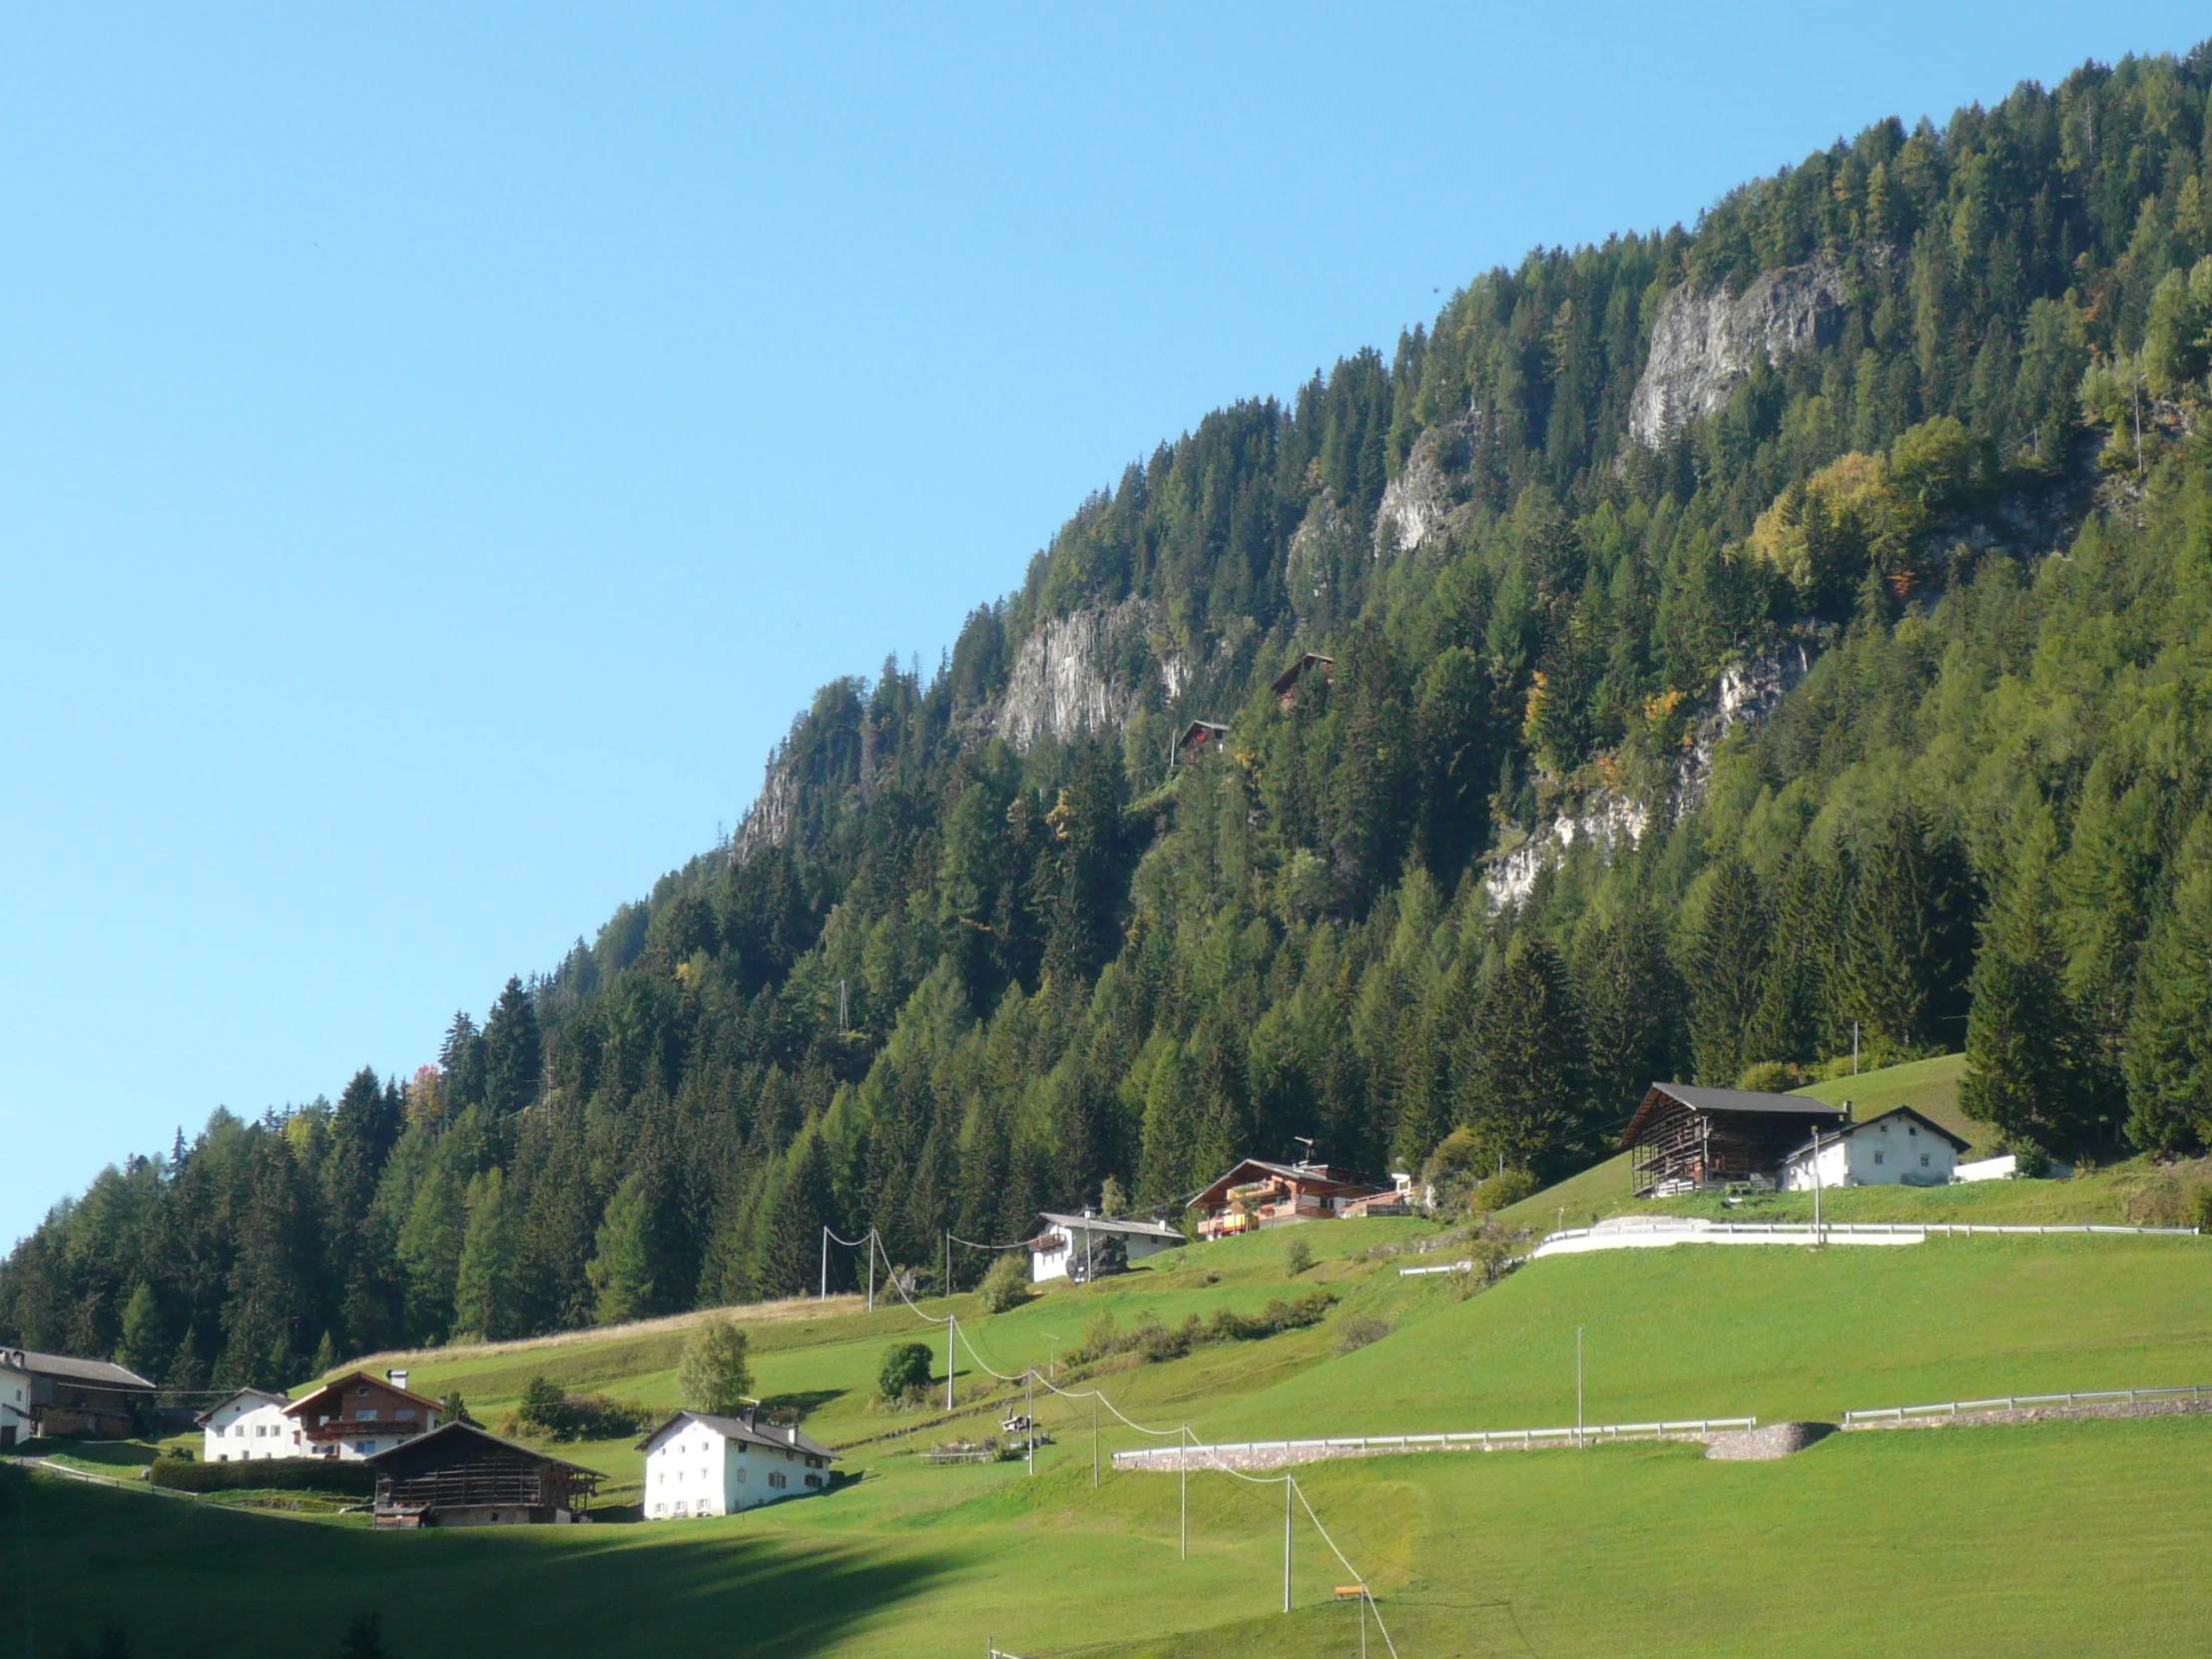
[198,1387,300,1462]
[1022,1211,1184,1284]
[0,1352,30,1448]
[639,1407,834,1520]
[1780,1107,1969,1192]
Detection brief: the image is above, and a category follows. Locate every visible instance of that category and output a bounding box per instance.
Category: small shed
[1023,1212,1183,1283]
[1270,653,1335,711]
[1176,721,1230,762]
[366,1421,600,1528]
[1620,1084,1847,1198]
[1780,1107,1969,1191]
[1188,1159,1384,1240]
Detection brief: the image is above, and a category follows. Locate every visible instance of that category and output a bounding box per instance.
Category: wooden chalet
[1621,1083,1847,1198]
[1176,721,1230,763]
[1188,1159,1385,1240]
[1270,653,1335,711]
[283,1370,442,1460]
[0,1348,156,1439]
[366,1421,600,1527]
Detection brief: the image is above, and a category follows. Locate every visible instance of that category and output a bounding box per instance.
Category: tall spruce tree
[1575,905,1682,1126]
[1461,932,1589,1177]
[2123,816,2212,1153]
[1684,857,1771,1085]
[1959,814,2089,1152]
[1841,804,1977,1054]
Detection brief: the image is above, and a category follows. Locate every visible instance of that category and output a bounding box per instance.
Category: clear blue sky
[1,3,2201,1245]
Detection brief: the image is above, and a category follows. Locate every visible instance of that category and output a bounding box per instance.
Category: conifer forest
[12,46,2212,1390]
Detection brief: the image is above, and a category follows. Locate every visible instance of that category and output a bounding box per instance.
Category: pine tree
[758,1130,835,1301]
[1841,803,1977,1053]
[1959,814,2088,1152]
[1574,905,1682,1124]
[1684,857,1771,1084]
[482,977,543,1115]
[452,1168,524,1340]
[585,1173,657,1326]
[2124,817,2212,1153]
[1460,932,1589,1177]
[116,1282,164,1380]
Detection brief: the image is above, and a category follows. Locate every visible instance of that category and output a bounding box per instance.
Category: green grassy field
[9,1201,2212,1658]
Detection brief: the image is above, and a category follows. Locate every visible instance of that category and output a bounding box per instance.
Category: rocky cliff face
[1628,262,1846,449]
[992,595,1156,752]
[1372,425,1461,558]
[1483,643,1814,907]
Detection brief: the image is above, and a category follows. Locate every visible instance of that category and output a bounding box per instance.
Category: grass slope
[11,1214,2212,1658]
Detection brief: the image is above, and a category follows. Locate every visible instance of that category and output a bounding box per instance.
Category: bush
[878,1342,935,1401]
[1284,1237,1314,1277]
[2190,1182,2212,1234]
[1335,1316,1391,1356]
[514,1375,656,1442]
[1467,1168,1539,1215]
[678,1319,754,1415]
[978,1252,1032,1314]
[1070,1289,1338,1367]
[152,1456,374,1495]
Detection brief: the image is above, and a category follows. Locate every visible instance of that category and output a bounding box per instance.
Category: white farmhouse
[639,1407,834,1520]
[0,1352,29,1448]
[1022,1211,1183,1284]
[1780,1107,1968,1191]
[199,1387,300,1462]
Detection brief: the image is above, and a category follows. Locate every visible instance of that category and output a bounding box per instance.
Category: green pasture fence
[1841,1384,2212,1428]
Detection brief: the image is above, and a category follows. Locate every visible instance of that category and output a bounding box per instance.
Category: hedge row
[151,1456,376,1495]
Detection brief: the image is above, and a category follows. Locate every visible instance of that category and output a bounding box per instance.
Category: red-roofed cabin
[284,1370,442,1461]
[1189,1159,1385,1240]
[1176,721,1230,763]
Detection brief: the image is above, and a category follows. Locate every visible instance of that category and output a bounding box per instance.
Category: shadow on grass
[13,1439,159,1468]
[761,1387,846,1420]
[2,1462,953,1659]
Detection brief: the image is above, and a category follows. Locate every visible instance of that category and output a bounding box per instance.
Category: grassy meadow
[10,1053,2212,1657]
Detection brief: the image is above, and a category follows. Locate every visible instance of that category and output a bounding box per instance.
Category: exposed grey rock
[992,595,1155,753]
[1372,426,1459,559]
[733,743,803,858]
[1628,262,1847,450]
[1705,1421,1836,1460]
[1286,489,1359,624]
[1483,643,1814,908]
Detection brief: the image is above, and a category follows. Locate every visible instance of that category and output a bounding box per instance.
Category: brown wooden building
[366,1421,600,1527]
[1176,720,1230,762]
[283,1370,442,1460]
[1621,1083,1847,1197]
[0,1349,157,1440]
[1188,1158,1386,1240]
[1270,653,1335,710]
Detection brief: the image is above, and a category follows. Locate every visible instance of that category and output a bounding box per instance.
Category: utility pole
[946,1317,956,1411]
[866,1232,875,1313]
[1853,1021,1860,1076]
[1576,1327,1585,1447]
[1092,1392,1099,1488]
[1283,1476,1294,1612]
[1180,1425,1189,1560]
[820,1228,829,1301]
[943,1231,950,1303]
[1025,1369,1035,1476]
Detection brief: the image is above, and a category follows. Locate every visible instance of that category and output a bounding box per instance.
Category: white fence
[1842,1384,2212,1428]
[1112,1417,1756,1470]
[1527,1219,2199,1259]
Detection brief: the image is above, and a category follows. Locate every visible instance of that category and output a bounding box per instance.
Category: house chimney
[386,1369,408,1392]
[1081,1206,1097,1219]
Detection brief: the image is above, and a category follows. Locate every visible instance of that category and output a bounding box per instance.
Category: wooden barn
[366,1421,599,1528]
[1176,721,1230,762]
[1270,653,1335,711]
[1621,1083,1847,1198]
[0,1349,157,1440]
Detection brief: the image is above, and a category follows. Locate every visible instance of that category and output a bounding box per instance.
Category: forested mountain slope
[11,45,2212,1390]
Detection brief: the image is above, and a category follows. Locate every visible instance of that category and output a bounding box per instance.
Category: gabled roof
[638,1407,834,1462]
[1188,1158,1382,1213]
[362,1419,597,1476]
[1784,1106,1971,1158]
[1177,720,1230,750]
[195,1386,288,1425]
[1621,1082,1848,1146]
[1027,1212,1182,1243]
[1270,653,1335,697]
[284,1370,443,1419]
[2,1350,155,1390]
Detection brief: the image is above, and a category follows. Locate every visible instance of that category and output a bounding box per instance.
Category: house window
[737,1468,746,1483]
[1874,1152,1885,1166]
[1921,1155,1931,1167]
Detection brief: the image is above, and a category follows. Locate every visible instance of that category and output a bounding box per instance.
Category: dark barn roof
[365,1420,597,1480]
[1621,1082,1846,1145]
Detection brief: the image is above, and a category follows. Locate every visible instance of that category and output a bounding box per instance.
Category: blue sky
[1,2,2202,1245]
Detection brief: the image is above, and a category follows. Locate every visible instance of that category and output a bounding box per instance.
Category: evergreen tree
[1841,804,1977,1053]
[585,1173,657,1326]
[1574,905,1682,1126]
[758,1129,835,1301]
[116,1282,164,1380]
[1684,857,1771,1085]
[481,977,543,1115]
[1959,815,2089,1152]
[452,1168,525,1340]
[2124,817,2212,1153]
[1460,932,1589,1177]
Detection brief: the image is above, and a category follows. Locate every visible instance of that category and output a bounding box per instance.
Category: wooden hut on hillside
[1620,1083,1847,1198]
[366,1421,600,1528]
